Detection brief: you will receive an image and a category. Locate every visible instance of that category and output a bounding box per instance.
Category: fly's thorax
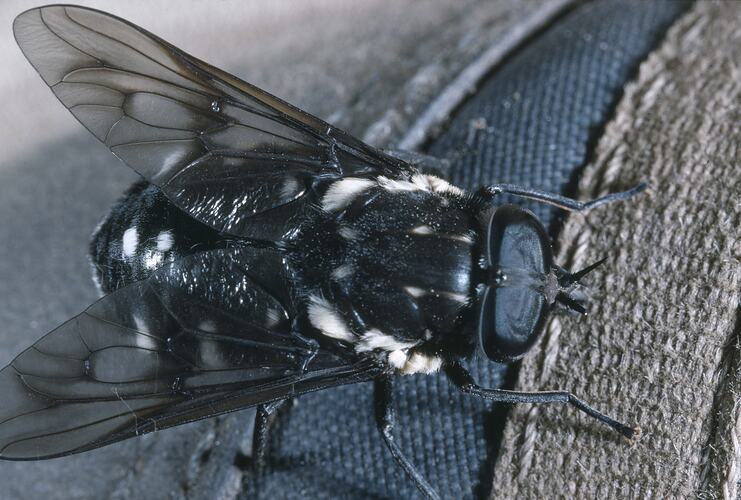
[296,175,482,372]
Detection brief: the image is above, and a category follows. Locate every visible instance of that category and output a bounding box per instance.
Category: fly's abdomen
[89,181,224,294]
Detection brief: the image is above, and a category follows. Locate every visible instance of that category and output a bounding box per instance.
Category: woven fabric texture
[252,1,690,499]
[490,2,741,498]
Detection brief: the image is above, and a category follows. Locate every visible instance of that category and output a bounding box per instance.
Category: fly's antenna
[559,257,608,287]
[554,257,608,314]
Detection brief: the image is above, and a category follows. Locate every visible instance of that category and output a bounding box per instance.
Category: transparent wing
[0,248,375,460]
[13,5,413,239]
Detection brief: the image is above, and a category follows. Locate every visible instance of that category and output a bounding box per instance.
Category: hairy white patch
[404,286,426,299]
[131,315,158,350]
[331,264,354,281]
[356,329,417,353]
[156,230,174,252]
[426,175,464,195]
[338,225,359,241]
[322,178,375,211]
[400,352,443,374]
[132,314,149,335]
[440,291,469,304]
[265,307,282,328]
[198,339,222,367]
[448,233,475,245]
[133,332,158,350]
[410,174,432,190]
[307,295,354,342]
[403,286,468,304]
[198,319,218,333]
[122,227,139,258]
[410,225,434,236]
[280,177,299,200]
[377,174,431,193]
[388,350,408,369]
[410,224,473,245]
[143,250,164,270]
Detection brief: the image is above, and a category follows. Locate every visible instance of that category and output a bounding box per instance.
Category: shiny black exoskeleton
[0,6,645,500]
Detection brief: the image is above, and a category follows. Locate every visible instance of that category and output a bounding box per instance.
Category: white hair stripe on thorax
[377,174,431,193]
[426,175,464,195]
[356,329,417,353]
[322,178,376,212]
[307,295,354,342]
[400,352,443,374]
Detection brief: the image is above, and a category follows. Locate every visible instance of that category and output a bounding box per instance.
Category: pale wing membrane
[0,248,371,460]
[13,6,412,238]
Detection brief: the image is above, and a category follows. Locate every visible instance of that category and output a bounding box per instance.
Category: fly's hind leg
[250,332,316,478]
[383,149,452,180]
[374,377,441,500]
[252,398,290,478]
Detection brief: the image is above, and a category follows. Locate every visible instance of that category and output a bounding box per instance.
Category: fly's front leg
[444,361,639,439]
[484,182,647,212]
[374,377,441,500]
[382,149,452,180]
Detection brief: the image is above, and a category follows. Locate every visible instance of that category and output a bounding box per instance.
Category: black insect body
[1,6,645,499]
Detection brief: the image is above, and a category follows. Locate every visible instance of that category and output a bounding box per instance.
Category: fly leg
[382,149,452,180]
[250,330,315,479]
[484,182,647,212]
[445,361,639,439]
[252,398,290,478]
[374,377,441,500]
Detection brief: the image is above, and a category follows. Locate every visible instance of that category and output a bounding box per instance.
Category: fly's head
[476,204,605,363]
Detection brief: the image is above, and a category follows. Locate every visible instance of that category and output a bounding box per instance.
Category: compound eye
[479,283,547,362]
[479,205,551,362]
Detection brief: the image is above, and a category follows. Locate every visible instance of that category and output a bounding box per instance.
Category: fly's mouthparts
[548,256,608,314]
[488,269,508,286]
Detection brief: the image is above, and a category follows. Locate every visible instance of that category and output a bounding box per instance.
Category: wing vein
[61,7,212,96]
[37,10,103,72]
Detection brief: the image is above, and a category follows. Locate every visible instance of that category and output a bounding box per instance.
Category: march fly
[0,6,644,499]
